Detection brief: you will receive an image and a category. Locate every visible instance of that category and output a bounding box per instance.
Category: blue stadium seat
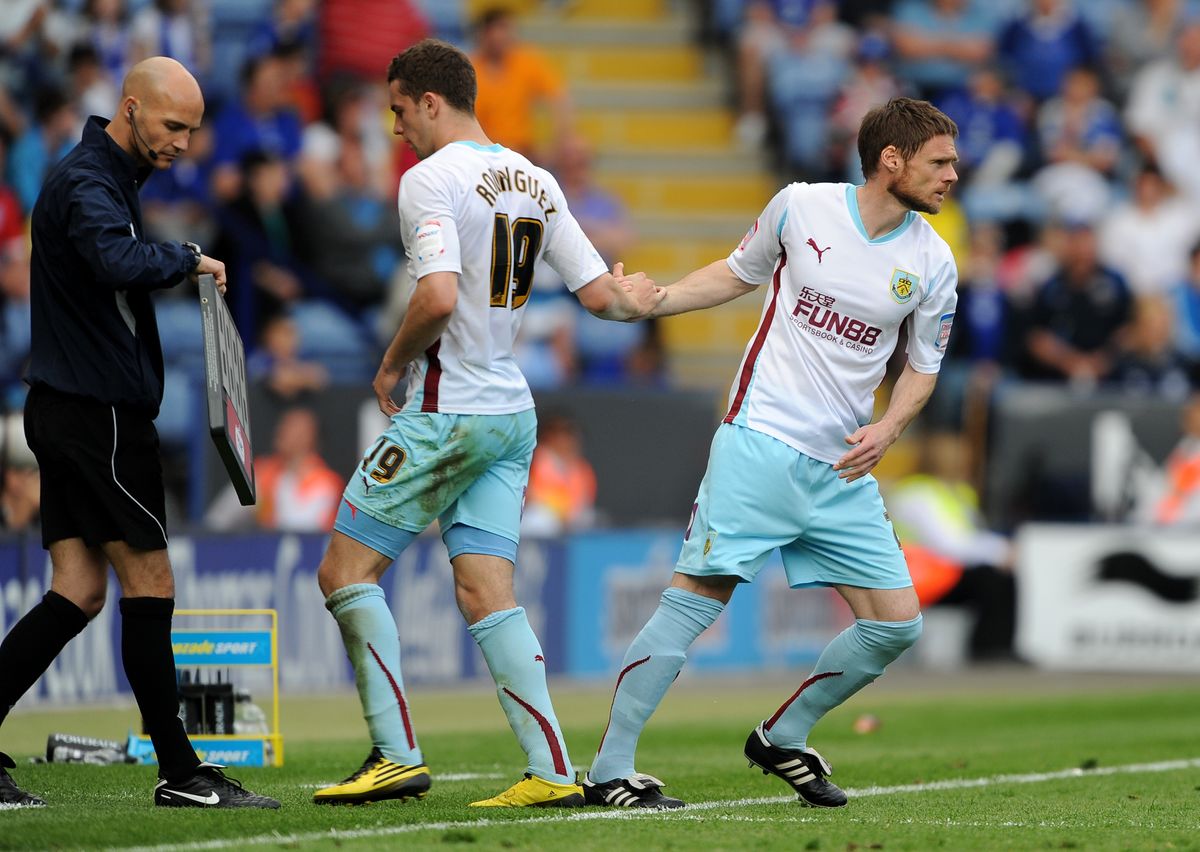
[768,51,849,172]
[413,0,467,45]
[157,367,198,448]
[155,298,205,373]
[291,301,375,383]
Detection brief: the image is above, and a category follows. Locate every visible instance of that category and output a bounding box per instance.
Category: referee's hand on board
[189,253,227,294]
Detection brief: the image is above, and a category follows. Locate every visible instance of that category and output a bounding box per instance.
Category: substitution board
[199,274,256,505]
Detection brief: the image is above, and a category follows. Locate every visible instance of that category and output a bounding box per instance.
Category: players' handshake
[611,261,666,321]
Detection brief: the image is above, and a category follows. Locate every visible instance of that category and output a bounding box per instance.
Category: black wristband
[182,241,202,271]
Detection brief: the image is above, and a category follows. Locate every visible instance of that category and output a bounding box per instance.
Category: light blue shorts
[677,423,910,589]
[336,409,536,558]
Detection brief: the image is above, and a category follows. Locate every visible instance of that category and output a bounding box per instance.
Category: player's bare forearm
[577,262,664,321]
[374,272,456,415]
[877,364,938,439]
[834,364,938,482]
[651,260,756,318]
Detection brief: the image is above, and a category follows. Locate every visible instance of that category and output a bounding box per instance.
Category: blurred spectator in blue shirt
[733,0,816,149]
[66,43,119,120]
[247,0,318,59]
[1029,66,1121,221]
[1169,240,1200,366]
[829,30,905,182]
[129,0,210,78]
[246,311,329,401]
[212,150,310,339]
[82,0,133,84]
[141,124,215,247]
[766,1,855,174]
[891,0,998,101]
[210,52,303,202]
[1035,66,1121,177]
[936,66,1025,187]
[996,0,1100,104]
[6,87,76,214]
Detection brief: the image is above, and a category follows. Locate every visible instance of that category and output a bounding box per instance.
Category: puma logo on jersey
[806,238,831,263]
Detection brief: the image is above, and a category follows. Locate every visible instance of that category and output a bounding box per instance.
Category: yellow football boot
[469,773,584,808]
[313,748,431,805]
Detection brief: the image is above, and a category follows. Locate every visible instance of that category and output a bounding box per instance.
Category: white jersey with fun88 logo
[396,140,608,414]
[724,182,958,465]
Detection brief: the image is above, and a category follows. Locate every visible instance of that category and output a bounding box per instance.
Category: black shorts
[24,384,168,551]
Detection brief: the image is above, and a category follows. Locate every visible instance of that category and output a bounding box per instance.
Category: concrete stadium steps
[543,44,702,83]
[467,0,672,20]
[508,1,777,389]
[597,171,774,216]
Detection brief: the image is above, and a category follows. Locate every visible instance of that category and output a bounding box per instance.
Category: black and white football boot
[582,772,685,809]
[0,752,45,807]
[154,762,280,809]
[744,723,848,808]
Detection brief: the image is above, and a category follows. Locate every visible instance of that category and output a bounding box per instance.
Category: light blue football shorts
[336,409,536,559]
[677,422,911,589]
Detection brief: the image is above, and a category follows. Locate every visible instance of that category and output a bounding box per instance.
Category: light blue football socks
[326,583,423,765]
[469,606,574,785]
[589,587,726,782]
[764,615,923,750]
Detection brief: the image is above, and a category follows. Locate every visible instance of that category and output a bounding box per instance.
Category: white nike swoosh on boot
[164,789,219,805]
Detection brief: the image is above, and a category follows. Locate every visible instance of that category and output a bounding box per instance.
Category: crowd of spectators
[705,0,1200,530]
[5,0,1200,533]
[715,0,1200,411]
[0,0,663,531]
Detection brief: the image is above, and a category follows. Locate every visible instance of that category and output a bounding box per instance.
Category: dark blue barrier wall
[0,529,846,708]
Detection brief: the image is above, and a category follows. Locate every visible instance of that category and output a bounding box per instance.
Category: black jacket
[27,116,198,416]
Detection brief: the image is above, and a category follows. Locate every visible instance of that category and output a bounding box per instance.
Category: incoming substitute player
[585,98,960,809]
[311,40,663,808]
[0,57,278,809]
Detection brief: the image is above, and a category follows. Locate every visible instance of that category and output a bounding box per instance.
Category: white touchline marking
[301,772,506,788]
[114,757,1200,852]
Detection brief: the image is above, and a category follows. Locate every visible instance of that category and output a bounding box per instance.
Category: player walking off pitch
[312,39,664,808]
[586,98,960,810]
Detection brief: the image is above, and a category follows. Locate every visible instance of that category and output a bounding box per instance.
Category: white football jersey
[396,141,608,414]
[724,182,958,464]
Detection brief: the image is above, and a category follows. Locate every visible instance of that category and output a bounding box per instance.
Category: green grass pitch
[2,670,1197,850]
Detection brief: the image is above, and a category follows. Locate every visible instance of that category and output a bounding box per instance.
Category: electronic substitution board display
[199,274,256,505]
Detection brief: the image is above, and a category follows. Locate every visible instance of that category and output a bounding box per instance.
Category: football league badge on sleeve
[737,219,759,253]
[889,269,918,304]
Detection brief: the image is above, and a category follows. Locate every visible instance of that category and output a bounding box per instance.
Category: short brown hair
[857,98,958,179]
[387,38,476,114]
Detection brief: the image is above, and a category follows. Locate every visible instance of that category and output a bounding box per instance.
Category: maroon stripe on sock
[724,251,786,424]
[595,654,652,754]
[501,687,567,777]
[368,642,415,750]
[763,670,844,731]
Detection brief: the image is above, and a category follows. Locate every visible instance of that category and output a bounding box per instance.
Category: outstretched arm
[834,363,938,482]
[649,259,757,318]
[574,262,664,321]
[372,271,457,415]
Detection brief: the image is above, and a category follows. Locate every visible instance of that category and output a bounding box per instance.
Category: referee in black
[0,57,278,809]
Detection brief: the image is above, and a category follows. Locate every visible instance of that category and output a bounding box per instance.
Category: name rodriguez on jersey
[474,166,559,215]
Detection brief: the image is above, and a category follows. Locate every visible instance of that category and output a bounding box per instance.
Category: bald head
[112,56,204,168]
[122,56,203,111]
